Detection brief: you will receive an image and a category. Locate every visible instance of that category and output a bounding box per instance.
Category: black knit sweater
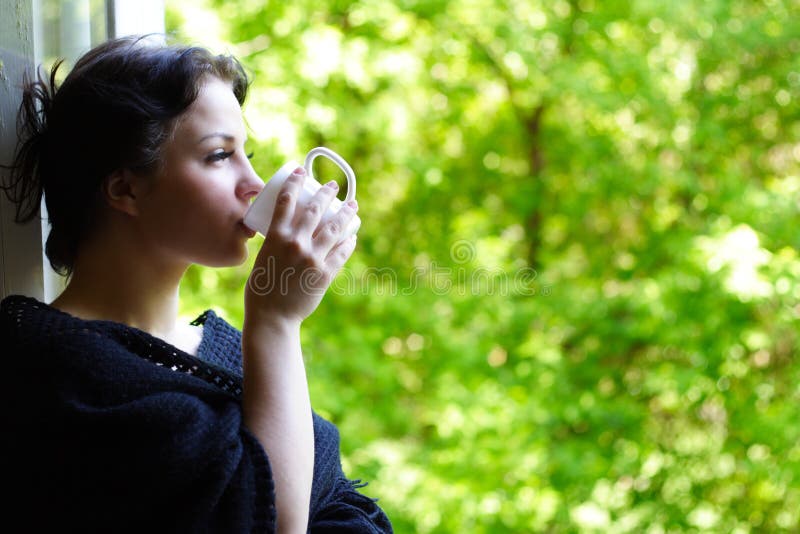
[0,295,392,533]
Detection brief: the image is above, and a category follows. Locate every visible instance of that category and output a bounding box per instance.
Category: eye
[207,150,234,163]
[246,151,255,160]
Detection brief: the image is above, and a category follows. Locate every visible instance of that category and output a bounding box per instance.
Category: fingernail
[346,200,358,210]
[292,167,306,176]
[325,180,338,190]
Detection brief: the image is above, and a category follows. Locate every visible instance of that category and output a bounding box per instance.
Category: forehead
[174,77,245,140]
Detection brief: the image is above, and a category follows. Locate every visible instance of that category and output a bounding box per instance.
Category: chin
[196,245,249,268]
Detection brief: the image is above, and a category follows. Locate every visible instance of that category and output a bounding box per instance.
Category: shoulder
[1,297,133,390]
[1,294,185,381]
[1,294,110,354]
[1,295,243,405]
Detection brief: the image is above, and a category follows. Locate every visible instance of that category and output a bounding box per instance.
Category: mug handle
[304,147,357,202]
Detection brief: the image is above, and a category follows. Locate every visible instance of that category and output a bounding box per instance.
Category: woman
[0,35,392,533]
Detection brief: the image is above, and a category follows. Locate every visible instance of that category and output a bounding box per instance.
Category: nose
[237,160,264,201]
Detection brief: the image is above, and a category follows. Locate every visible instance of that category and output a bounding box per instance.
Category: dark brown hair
[1,35,250,276]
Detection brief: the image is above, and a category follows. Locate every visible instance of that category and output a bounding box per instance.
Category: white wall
[0,0,44,300]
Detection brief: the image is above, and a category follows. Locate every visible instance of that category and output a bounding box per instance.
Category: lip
[238,220,256,238]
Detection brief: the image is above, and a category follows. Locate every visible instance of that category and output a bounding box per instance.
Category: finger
[312,199,358,253]
[269,167,306,230]
[324,233,357,274]
[291,180,339,238]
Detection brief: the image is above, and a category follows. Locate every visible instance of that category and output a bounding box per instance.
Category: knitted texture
[0,295,392,533]
[192,309,244,376]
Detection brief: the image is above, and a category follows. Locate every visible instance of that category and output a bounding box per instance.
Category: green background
[169,0,800,531]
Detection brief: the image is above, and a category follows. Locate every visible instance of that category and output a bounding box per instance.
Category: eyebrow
[197,132,236,144]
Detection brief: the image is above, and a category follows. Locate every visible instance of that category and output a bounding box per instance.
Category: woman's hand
[241,167,357,533]
[245,166,358,325]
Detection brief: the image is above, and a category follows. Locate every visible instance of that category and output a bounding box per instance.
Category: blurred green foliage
[169,0,800,531]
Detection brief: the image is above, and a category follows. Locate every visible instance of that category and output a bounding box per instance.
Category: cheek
[137,164,239,245]
[145,170,221,219]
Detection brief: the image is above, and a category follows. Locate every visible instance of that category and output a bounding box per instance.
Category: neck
[50,234,189,340]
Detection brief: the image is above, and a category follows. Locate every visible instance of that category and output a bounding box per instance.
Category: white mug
[243,147,361,240]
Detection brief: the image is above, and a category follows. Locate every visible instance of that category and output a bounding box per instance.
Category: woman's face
[134,76,263,268]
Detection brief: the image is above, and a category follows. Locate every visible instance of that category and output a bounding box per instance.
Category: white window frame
[0,0,164,301]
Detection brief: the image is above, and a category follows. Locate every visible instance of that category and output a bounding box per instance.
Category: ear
[103,168,144,216]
